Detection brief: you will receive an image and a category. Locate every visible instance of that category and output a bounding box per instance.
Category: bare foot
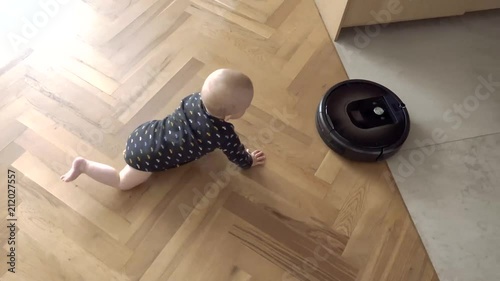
[60,157,87,182]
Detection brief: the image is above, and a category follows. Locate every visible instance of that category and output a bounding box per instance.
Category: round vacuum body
[316,79,410,162]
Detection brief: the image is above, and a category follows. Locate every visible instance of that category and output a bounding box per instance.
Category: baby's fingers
[255,154,266,163]
[252,150,264,155]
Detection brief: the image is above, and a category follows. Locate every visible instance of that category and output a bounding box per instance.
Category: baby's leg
[117,164,153,190]
[60,157,152,190]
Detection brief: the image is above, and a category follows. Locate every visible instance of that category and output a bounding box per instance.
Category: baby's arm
[219,125,266,168]
[221,132,253,169]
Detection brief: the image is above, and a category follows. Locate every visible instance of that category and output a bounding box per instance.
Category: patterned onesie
[123,92,253,172]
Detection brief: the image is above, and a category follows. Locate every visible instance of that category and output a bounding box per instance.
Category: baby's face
[224,98,251,120]
[225,109,246,120]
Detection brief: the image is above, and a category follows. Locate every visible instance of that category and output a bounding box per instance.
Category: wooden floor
[0,0,439,280]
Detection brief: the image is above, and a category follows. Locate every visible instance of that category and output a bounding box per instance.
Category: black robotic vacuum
[316,79,410,162]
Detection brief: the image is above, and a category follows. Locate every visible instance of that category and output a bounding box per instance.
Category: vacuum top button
[373,106,385,116]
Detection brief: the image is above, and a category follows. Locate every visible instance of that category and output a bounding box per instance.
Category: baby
[60,69,266,190]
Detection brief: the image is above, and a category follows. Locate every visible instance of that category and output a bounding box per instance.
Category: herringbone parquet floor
[0,0,439,280]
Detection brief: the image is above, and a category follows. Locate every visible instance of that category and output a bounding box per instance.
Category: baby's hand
[247,149,266,167]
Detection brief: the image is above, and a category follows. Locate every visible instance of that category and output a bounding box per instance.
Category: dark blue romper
[123,92,253,172]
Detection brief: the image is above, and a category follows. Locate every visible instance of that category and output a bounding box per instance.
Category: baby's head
[201,69,253,121]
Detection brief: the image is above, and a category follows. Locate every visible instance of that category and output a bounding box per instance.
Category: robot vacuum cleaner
[316,79,410,162]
